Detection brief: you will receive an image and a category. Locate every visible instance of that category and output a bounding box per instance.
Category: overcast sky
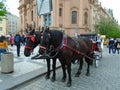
[99,0,120,24]
[5,0,120,24]
[5,0,19,16]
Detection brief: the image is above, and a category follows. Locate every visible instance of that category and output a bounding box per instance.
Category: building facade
[7,12,20,35]
[19,0,95,36]
[18,0,113,36]
[0,16,7,35]
[0,12,20,36]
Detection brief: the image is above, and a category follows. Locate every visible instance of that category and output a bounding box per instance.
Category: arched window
[84,12,88,24]
[72,11,77,24]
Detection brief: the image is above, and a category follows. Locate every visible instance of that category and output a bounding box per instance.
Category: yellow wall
[0,17,7,35]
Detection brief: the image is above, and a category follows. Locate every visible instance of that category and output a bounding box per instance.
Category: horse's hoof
[45,75,50,79]
[51,77,56,82]
[86,73,90,76]
[67,82,72,87]
[61,78,66,82]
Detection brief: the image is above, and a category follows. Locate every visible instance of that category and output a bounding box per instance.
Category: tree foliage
[0,2,7,20]
[98,18,120,38]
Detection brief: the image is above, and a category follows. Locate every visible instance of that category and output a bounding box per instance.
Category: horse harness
[60,34,81,54]
[25,34,39,50]
[40,33,93,60]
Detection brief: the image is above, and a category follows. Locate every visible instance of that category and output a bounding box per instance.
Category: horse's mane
[50,30,63,46]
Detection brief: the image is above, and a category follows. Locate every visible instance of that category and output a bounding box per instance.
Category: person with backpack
[108,38,115,54]
[14,32,22,57]
[114,39,120,54]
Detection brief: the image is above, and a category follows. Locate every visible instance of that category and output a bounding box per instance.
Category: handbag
[117,43,120,48]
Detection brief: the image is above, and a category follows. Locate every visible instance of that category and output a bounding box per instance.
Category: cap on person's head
[98,34,100,36]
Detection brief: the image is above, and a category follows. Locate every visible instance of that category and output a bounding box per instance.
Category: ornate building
[18,0,112,36]
[18,0,95,36]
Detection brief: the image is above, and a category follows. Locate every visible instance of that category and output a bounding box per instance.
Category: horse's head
[39,26,52,54]
[24,28,41,57]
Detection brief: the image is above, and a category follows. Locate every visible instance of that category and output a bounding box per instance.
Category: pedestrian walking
[14,32,22,57]
[10,34,14,46]
[101,38,104,50]
[108,38,115,54]
[114,39,120,54]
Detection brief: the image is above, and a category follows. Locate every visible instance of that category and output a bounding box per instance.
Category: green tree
[98,18,120,38]
[0,2,7,20]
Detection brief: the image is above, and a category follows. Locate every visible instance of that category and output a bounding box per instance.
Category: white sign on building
[36,0,52,16]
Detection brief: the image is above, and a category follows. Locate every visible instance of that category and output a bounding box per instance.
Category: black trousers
[16,44,21,56]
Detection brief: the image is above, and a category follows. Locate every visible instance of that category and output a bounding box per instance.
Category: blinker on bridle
[25,35,36,50]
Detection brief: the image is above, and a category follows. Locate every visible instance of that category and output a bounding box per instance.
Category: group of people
[9,32,26,57]
[108,38,120,54]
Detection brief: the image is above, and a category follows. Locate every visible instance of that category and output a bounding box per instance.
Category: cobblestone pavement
[11,46,120,90]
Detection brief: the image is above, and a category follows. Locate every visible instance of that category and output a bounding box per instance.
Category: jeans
[109,45,115,54]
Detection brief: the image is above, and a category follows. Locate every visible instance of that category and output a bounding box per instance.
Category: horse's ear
[39,26,41,32]
[45,26,50,33]
[25,28,28,33]
[42,26,44,30]
[32,28,35,34]
[47,27,50,31]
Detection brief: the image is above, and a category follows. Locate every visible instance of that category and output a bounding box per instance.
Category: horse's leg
[66,62,72,87]
[45,58,50,79]
[51,58,56,82]
[85,58,90,76]
[75,56,83,77]
[59,58,66,82]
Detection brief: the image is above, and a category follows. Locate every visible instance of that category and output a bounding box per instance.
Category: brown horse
[39,27,93,87]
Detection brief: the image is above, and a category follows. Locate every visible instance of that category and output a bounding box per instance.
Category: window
[84,12,88,24]
[0,27,2,31]
[59,8,62,16]
[72,11,77,24]
[31,10,33,21]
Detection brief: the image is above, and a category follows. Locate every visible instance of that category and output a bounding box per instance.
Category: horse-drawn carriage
[78,34,102,67]
[24,27,103,87]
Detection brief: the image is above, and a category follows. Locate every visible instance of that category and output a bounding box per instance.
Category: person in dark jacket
[108,38,115,54]
[114,39,120,54]
[21,34,26,46]
[14,32,22,57]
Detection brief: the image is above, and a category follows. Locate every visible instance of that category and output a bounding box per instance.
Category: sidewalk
[0,45,60,90]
